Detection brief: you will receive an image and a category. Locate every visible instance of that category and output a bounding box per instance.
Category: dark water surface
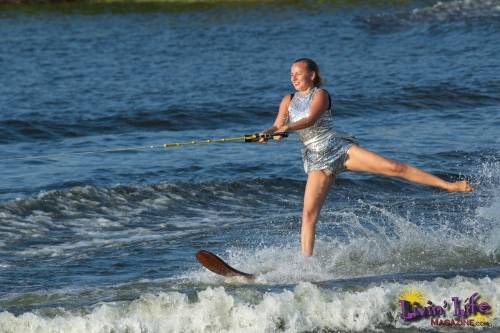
[0,1,499,332]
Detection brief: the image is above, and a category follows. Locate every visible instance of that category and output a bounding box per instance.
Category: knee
[387,160,408,176]
[302,209,319,225]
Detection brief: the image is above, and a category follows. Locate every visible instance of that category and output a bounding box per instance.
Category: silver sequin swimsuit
[288,87,357,175]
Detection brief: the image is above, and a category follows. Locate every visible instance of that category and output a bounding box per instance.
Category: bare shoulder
[311,89,330,109]
[279,93,294,108]
[281,93,294,103]
[313,88,329,101]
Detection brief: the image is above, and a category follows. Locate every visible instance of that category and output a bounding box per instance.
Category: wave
[0,276,498,332]
[0,106,273,144]
[1,156,498,271]
[0,178,303,257]
[410,0,500,20]
[187,158,499,283]
[187,199,499,284]
[0,177,301,218]
[2,81,498,144]
[0,158,498,324]
[335,81,500,115]
[359,0,500,32]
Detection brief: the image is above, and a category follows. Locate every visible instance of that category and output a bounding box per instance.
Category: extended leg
[301,169,335,256]
[344,145,473,192]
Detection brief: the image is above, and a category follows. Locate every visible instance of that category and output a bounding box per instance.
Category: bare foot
[447,180,474,192]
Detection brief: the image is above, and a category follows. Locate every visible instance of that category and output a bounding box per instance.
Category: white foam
[411,0,500,20]
[184,194,499,285]
[0,183,240,257]
[0,277,497,333]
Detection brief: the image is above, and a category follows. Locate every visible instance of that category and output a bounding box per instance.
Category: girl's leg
[344,145,473,192]
[301,169,335,256]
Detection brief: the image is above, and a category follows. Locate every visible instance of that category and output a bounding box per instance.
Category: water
[0,0,499,332]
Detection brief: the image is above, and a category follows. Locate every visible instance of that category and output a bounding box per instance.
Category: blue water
[0,1,499,332]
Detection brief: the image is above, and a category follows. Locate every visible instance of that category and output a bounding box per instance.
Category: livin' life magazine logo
[398,288,493,327]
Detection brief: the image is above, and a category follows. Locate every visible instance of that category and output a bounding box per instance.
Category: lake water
[0,0,499,332]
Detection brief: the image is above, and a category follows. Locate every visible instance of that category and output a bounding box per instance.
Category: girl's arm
[262,94,292,134]
[260,94,293,142]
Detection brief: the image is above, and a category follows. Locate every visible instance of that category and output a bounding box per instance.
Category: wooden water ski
[196,250,254,279]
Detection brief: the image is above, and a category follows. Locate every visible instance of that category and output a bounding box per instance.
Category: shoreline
[0,0,407,7]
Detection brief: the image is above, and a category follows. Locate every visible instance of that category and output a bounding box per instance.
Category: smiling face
[290,61,316,92]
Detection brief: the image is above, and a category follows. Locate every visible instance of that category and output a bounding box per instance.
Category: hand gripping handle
[244,132,288,142]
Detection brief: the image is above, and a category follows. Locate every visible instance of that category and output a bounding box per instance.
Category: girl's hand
[259,128,273,144]
[273,125,289,141]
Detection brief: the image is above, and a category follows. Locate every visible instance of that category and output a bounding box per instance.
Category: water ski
[196,250,254,279]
